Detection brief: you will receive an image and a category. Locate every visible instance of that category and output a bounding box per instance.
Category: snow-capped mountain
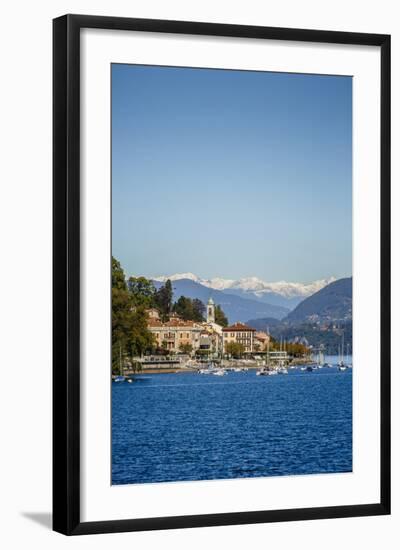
[152,272,235,291]
[153,273,336,300]
[152,278,290,322]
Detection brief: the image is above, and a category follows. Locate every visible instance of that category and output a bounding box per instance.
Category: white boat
[113,345,126,382]
[213,369,226,376]
[256,367,267,376]
[198,362,219,374]
[257,367,277,376]
[277,367,288,374]
[337,332,349,370]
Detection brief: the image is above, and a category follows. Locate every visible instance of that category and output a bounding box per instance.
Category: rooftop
[222,322,256,332]
[148,318,197,328]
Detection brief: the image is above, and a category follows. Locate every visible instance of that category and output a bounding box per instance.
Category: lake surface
[112,361,352,485]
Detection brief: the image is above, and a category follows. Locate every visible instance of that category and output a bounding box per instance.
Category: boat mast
[342,331,345,364]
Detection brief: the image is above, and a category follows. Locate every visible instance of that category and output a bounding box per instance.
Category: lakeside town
[112,257,351,379]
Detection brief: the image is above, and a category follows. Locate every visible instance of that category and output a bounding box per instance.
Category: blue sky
[112,64,352,282]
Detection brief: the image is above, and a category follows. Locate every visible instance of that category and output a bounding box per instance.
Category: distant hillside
[152,278,289,323]
[154,273,335,311]
[285,277,352,323]
[246,319,352,355]
[245,317,282,331]
[222,288,303,310]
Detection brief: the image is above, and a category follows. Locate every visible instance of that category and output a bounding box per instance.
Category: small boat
[113,345,126,382]
[213,369,226,376]
[256,367,268,376]
[277,367,288,374]
[337,333,350,371]
[306,366,313,372]
[198,362,218,374]
[257,368,277,376]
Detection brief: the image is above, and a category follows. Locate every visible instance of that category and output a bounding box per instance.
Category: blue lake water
[112,363,352,485]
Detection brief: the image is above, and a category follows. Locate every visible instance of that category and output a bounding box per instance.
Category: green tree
[179,343,193,355]
[112,257,155,373]
[285,342,309,357]
[215,305,228,327]
[112,257,127,290]
[192,298,205,322]
[155,279,173,320]
[173,296,205,322]
[173,296,193,320]
[225,341,245,358]
[112,258,132,371]
[129,305,155,356]
[195,349,210,357]
[128,276,156,308]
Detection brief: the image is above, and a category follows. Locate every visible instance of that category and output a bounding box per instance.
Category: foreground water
[112,361,352,485]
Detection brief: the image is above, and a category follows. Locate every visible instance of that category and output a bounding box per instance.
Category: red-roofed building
[222,322,256,353]
[147,316,203,352]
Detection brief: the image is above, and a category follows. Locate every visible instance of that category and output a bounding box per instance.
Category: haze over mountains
[152,278,290,323]
[153,273,336,310]
[150,274,349,325]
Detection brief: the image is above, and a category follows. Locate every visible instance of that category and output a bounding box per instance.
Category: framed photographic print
[53,14,391,535]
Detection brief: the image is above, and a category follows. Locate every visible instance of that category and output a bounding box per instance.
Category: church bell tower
[207,297,215,323]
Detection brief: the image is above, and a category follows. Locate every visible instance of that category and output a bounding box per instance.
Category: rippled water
[112,365,352,485]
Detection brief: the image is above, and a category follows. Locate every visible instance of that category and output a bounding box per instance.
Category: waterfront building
[146,300,224,356]
[199,323,223,355]
[254,331,270,351]
[268,350,289,365]
[147,317,203,353]
[222,322,256,353]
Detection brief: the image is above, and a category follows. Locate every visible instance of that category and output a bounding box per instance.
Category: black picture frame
[53,14,391,536]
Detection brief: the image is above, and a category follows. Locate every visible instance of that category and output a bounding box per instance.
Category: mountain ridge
[285,277,352,323]
[153,272,336,298]
[152,278,289,323]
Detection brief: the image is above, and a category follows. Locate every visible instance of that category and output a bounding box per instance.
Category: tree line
[224,338,308,359]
